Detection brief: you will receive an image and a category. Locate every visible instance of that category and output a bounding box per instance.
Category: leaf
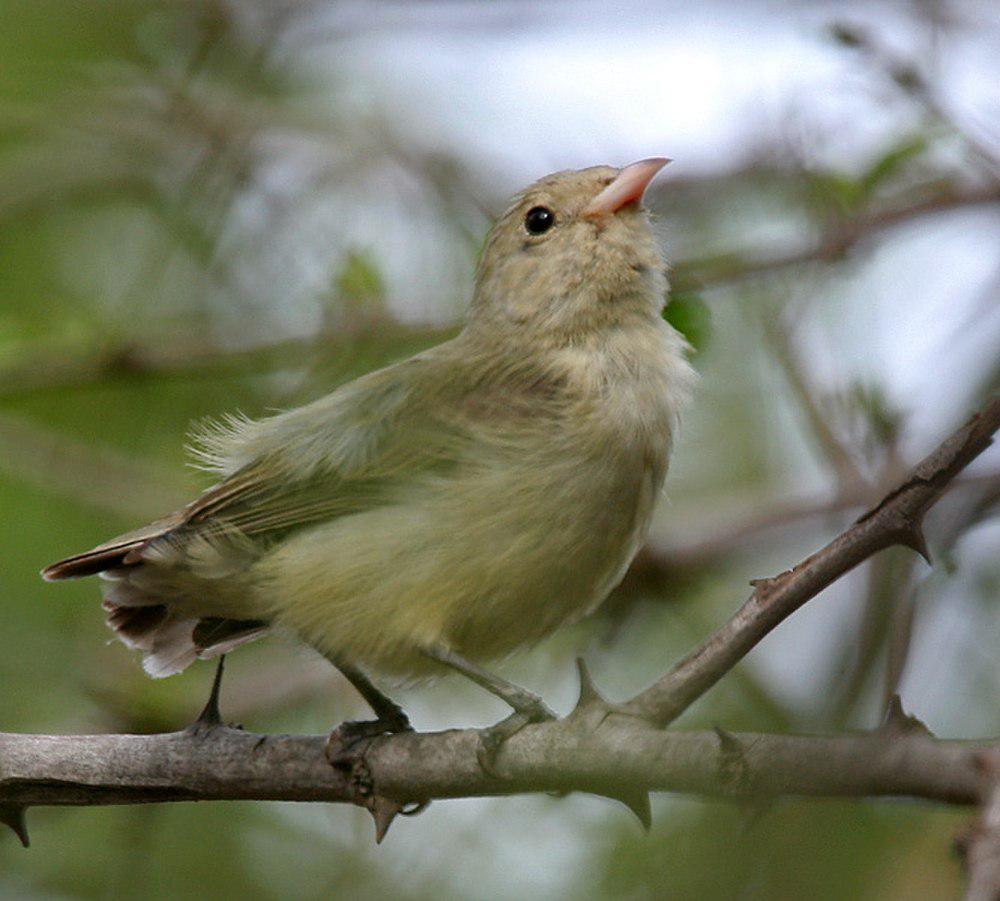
[664,292,711,353]
[859,135,928,197]
[808,172,864,216]
[334,249,385,308]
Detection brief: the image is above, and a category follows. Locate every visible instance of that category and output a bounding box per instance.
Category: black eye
[524,206,555,235]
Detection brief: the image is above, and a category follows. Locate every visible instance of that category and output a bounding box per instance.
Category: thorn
[370,796,405,844]
[607,787,652,831]
[882,694,934,736]
[0,805,29,847]
[191,656,225,730]
[714,724,741,753]
[714,725,750,790]
[574,658,607,710]
[749,572,791,601]
[900,526,932,564]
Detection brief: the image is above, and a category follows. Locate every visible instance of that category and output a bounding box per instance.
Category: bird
[43,158,695,750]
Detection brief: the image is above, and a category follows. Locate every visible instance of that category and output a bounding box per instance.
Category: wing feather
[45,351,468,578]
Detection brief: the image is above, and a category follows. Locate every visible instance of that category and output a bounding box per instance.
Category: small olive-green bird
[44,158,694,740]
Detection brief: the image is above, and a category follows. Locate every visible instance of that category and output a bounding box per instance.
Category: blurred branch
[674,182,1000,291]
[826,433,911,726]
[631,471,998,586]
[757,302,866,490]
[959,754,1000,901]
[623,396,1000,727]
[1,182,994,402]
[830,23,1000,178]
[825,549,917,727]
[0,413,188,519]
[0,321,451,400]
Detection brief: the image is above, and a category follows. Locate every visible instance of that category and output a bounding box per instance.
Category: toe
[326,717,412,768]
[475,707,553,775]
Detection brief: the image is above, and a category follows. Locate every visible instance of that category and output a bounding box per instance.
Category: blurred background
[1,1,998,898]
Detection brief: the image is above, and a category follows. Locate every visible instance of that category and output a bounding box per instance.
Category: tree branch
[0,720,992,815]
[623,397,1000,726]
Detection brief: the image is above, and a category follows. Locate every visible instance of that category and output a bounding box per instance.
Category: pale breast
[531,319,690,618]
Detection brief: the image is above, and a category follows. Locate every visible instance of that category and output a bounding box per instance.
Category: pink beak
[581,157,670,218]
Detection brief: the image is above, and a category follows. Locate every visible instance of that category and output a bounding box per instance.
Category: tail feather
[46,514,269,677]
[192,618,270,657]
[41,513,185,581]
[139,615,201,678]
[42,541,145,581]
[105,604,170,649]
[104,600,270,678]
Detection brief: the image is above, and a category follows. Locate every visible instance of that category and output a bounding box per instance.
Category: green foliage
[664,291,712,353]
[859,135,929,196]
[595,799,965,900]
[332,248,387,321]
[806,135,929,216]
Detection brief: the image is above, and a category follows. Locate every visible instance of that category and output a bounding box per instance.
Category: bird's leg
[324,656,412,766]
[421,644,556,773]
[323,658,425,843]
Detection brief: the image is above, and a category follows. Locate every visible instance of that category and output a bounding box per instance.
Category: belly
[252,450,661,676]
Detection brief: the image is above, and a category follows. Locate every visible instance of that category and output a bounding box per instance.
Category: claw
[325,716,412,769]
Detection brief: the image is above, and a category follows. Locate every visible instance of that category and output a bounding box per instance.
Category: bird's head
[470,159,670,344]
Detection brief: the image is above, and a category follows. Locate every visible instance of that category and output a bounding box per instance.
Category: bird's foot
[325,713,413,768]
[324,713,421,844]
[477,692,556,776]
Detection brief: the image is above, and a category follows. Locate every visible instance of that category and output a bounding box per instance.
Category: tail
[43,518,269,677]
[41,515,183,581]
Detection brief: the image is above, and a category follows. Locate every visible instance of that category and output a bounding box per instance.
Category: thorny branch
[0,396,997,854]
[622,397,999,727]
[0,718,993,842]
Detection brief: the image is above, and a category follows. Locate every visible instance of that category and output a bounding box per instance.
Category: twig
[0,322,451,400]
[674,184,1000,292]
[0,413,189,519]
[757,300,866,490]
[634,471,998,581]
[623,397,1000,727]
[831,23,1000,178]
